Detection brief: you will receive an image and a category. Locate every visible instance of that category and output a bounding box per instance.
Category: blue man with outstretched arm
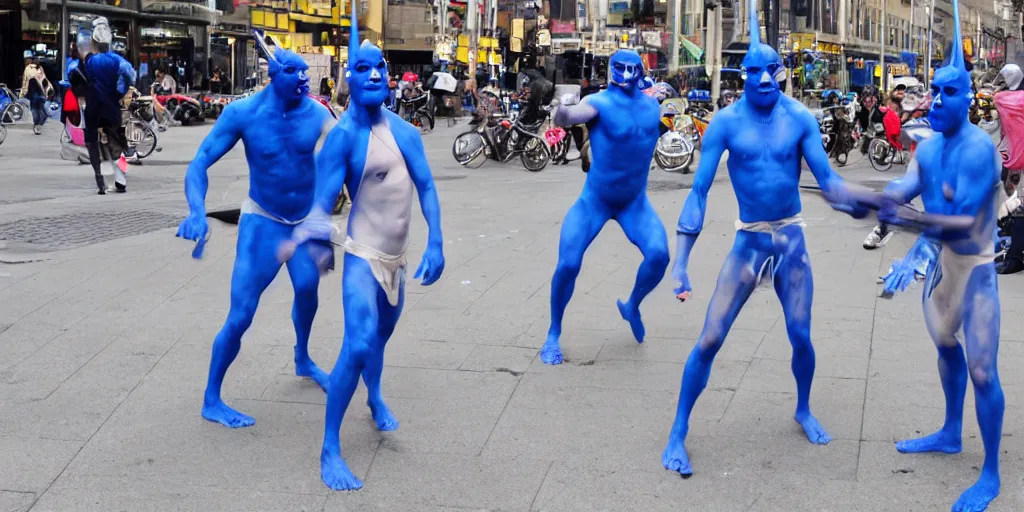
[175,38,335,429]
[282,7,444,491]
[662,0,870,477]
[870,2,1005,509]
[540,49,669,365]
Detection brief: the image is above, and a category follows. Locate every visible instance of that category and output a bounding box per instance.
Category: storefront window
[140,22,197,92]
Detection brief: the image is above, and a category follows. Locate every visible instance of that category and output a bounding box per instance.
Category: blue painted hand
[414,243,445,286]
[176,211,209,242]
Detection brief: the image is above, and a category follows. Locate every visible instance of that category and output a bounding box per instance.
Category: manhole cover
[0,211,183,251]
[434,175,468,181]
[647,180,691,193]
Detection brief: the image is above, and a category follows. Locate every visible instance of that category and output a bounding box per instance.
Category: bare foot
[201,400,255,428]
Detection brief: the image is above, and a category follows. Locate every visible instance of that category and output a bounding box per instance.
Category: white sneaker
[566,148,581,160]
[863,226,894,249]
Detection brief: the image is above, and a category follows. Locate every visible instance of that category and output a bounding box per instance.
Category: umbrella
[431,72,458,93]
[680,38,704,61]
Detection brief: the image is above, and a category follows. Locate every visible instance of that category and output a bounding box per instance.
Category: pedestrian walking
[21,57,53,135]
[81,17,136,194]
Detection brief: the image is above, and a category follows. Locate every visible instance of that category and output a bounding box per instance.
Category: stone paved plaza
[1,120,1024,511]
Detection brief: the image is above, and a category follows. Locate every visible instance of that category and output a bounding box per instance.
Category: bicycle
[452,116,550,172]
[0,84,28,124]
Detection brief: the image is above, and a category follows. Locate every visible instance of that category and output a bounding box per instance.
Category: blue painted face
[608,50,644,91]
[741,44,782,109]
[928,66,972,134]
[268,50,311,103]
[347,42,390,107]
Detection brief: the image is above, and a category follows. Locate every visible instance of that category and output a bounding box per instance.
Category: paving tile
[326,452,549,512]
[0,491,35,512]
[459,345,537,374]
[722,372,865,441]
[0,436,82,493]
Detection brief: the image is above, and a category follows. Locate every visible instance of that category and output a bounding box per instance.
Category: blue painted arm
[883,148,998,238]
[393,120,444,285]
[882,157,924,204]
[184,104,243,217]
[313,123,351,215]
[671,111,728,298]
[553,98,598,127]
[676,111,728,236]
[399,128,444,248]
[799,110,871,217]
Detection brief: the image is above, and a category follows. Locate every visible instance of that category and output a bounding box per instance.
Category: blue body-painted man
[285,9,444,490]
[175,42,335,428]
[870,2,1005,509]
[662,0,870,476]
[540,49,668,365]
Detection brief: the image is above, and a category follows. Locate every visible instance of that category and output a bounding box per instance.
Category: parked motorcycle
[452,116,550,172]
[155,92,205,126]
[401,93,434,132]
[654,97,695,173]
[828,101,858,166]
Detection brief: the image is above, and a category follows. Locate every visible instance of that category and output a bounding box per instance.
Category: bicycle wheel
[520,136,550,172]
[2,102,24,124]
[127,119,157,158]
[418,112,434,133]
[452,130,487,168]
[868,138,893,172]
[0,123,6,145]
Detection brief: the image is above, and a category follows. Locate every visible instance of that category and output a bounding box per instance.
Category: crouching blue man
[868,2,1005,509]
[540,49,668,365]
[282,8,444,491]
[175,38,336,428]
[662,0,871,477]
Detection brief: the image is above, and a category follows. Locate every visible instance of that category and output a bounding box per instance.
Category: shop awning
[289,12,332,25]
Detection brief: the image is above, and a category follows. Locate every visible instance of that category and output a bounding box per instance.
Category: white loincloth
[241,197,308,226]
[344,236,406,306]
[735,215,807,289]
[923,244,995,340]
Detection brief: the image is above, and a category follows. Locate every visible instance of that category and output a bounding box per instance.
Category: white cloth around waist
[735,215,806,233]
[343,236,407,307]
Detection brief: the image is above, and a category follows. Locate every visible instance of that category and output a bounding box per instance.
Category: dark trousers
[29,97,47,126]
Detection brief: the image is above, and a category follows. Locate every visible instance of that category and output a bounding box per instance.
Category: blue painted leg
[898,264,967,454]
[287,244,330,392]
[895,344,966,454]
[202,215,284,428]
[362,275,404,432]
[664,235,767,476]
[543,197,609,365]
[772,227,831,445]
[615,196,669,344]
[953,263,1003,512]
[321,254,380,491]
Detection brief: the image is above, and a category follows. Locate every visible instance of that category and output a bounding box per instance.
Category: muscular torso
[237,93,324,222]
[915,128,999,256]
[346,118,414,255]
[585,89,661,205]
[722,97,806,223]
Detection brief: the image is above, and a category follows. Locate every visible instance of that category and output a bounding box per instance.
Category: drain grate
[647,180,692,193]
[0,211,183,251]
